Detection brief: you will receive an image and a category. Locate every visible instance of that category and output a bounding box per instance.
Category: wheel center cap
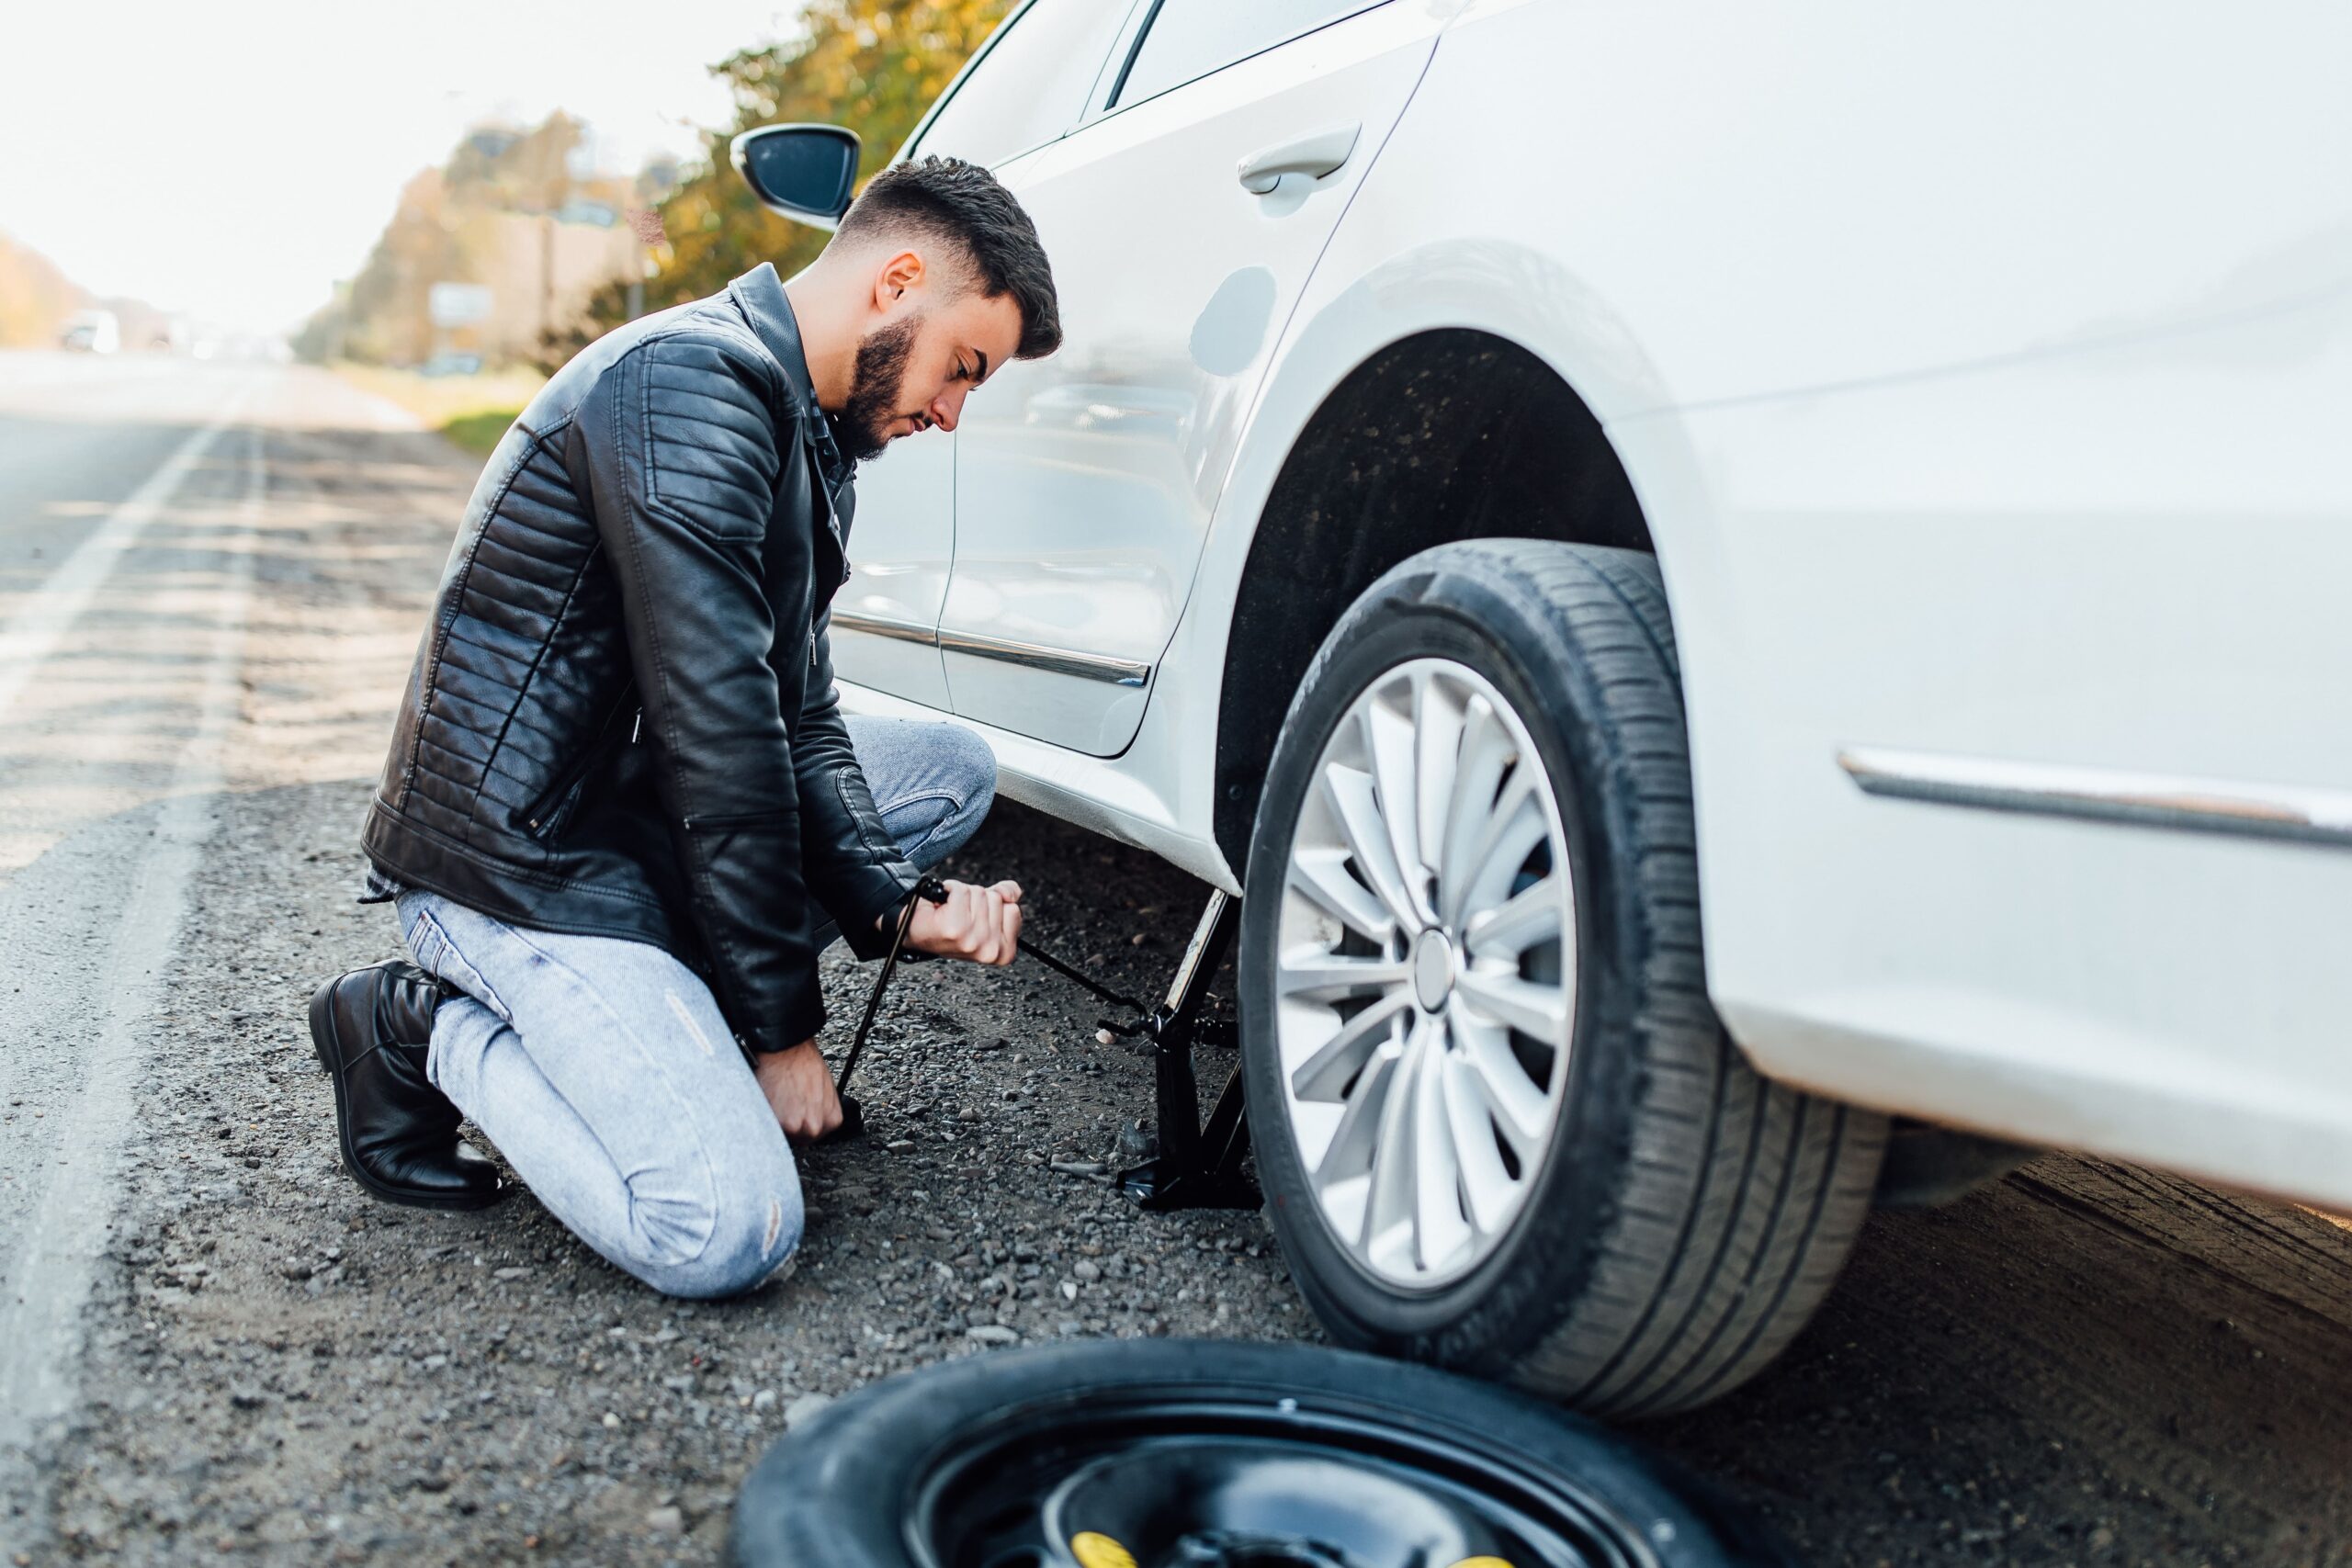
[1410,929,1455,1012]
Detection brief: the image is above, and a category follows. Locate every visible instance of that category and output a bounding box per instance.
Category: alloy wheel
[1273,658,1576,1290]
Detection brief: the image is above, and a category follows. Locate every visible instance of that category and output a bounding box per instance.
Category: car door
[940,0,1459,755]
[825,0,1140,711]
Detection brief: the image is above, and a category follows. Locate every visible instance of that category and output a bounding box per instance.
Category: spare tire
[730,1338,1789,1567]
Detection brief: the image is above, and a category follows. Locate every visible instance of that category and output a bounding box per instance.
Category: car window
[1112,0,1385,109]
[913,0,1136,168]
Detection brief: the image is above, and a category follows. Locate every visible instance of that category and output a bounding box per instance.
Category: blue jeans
[395,717,994,1299]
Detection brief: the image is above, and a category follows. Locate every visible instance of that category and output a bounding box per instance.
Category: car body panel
[1611,308,2352,1209]
[939,0,1460,755]
[1434,0,2352,413]
[828,430,957,708]
[828,131,1065,709]
[855,0,2352,1207]
[826,0,1140,707]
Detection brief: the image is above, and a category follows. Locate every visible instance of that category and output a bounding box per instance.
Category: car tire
[1240,539,1887,1417]
[729,1339,1791,1567]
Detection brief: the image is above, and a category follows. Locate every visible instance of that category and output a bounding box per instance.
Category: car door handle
[1238,123,1362,195]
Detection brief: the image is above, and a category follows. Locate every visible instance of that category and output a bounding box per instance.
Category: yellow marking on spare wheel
[1069,1532,1138,1568]
[1445,1559,1518,1568]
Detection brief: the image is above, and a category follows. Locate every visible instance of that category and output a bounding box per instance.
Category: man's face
[835,262,1024,462]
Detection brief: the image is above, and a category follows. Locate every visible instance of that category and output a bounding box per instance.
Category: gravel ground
[18,388,1306,1564]
[15,370,2352,1565]
[35,779,1302,1565]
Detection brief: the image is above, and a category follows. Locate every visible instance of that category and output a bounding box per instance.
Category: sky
[0,0,806,333]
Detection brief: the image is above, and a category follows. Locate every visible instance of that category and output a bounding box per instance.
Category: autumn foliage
[0,231,83,347]
[552,0,1012,362]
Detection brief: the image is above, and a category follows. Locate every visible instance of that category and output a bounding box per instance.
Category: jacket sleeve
[572,335,825,1054]
[795,605,921,959]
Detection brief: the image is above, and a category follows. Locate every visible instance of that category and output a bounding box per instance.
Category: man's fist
[905,878,1023,965]
[756,1039,843,1141]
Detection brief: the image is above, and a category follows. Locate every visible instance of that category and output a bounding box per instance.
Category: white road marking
[0,384,253,723]
[0,418,262,1516]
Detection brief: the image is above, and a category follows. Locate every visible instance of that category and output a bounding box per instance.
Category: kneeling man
[310,156,1060,1298]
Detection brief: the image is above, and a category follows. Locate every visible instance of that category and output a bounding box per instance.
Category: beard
[832,313,922,462]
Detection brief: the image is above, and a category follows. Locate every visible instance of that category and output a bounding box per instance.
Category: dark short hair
[837,155,1062,360]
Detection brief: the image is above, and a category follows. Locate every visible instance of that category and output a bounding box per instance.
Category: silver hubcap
[1274,659,1577,1289]
[1410,929,1455,1011]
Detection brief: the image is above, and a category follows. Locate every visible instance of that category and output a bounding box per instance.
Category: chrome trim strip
[1837,746,2352,851]
[828,608,937,648]
[936,627,1151,687]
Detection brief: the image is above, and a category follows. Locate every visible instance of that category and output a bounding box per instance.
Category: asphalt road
[2,352,2348,1566]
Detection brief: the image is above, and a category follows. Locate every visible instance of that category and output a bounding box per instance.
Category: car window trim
[1098,0,1394,121]
[1102,0,1169,113]
[1085,0,1160,126]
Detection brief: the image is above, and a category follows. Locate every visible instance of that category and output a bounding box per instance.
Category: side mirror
[730,124,862,231]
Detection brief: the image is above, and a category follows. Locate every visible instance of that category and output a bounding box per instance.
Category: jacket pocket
[522,702,639,840]
[678,807,796,865]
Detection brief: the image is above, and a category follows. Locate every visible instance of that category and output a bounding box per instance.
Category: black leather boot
[308,959,504,1210]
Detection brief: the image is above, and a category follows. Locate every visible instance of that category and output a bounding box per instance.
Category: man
[308,156,1060,1300]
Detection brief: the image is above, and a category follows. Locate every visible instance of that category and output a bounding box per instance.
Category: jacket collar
[727,261,853,497]
[728,263,817,414]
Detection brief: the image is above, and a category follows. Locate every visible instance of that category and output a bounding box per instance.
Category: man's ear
[873,249,924,310]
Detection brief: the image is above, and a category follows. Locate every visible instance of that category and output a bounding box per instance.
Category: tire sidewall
[729,1340,1784,1568]
[1242,547,1665,1375]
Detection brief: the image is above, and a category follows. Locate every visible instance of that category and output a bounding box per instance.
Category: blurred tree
[298,111,658,367]
[334,168,469,367]
[0,231,85,347]
[449,113,592,216]
[542,0,1012,370]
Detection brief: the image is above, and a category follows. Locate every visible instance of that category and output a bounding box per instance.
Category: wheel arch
[1210,328,1656,876]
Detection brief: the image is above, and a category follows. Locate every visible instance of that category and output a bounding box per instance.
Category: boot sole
[309,977,506,1213]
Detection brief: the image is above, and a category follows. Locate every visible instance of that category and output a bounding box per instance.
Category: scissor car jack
[1073,891,1257,1213]
[831,884,1259,1213]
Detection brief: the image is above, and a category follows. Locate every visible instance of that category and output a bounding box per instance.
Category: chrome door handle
[1238,123,1361,194]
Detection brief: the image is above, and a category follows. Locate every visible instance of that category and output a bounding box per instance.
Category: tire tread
[1482,542,1883,1416]
[1253,538,1884,1418]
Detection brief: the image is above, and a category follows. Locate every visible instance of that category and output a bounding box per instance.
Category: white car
[736,0,2352,1414]
[59,309,119,354]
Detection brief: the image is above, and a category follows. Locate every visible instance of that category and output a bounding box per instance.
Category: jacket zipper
[525,696,639,835]
[680,807,795,832]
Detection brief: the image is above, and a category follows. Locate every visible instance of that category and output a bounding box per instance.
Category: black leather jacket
[362,264,918,1053]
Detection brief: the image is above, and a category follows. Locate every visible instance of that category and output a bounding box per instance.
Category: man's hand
[903,878,1023,965]
[755,1040,843,1141]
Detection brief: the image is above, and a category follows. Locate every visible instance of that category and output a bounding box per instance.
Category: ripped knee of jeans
[663,987,719,1057]
[748,1189,805,1290]
[646,1183,803,1300]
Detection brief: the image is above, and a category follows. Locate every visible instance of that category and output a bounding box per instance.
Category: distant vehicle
[421,352,484,378]
[59,310,119,354]
[737,0,2352,1418]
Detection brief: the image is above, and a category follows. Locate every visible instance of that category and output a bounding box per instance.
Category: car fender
[1152,229,1730,884]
